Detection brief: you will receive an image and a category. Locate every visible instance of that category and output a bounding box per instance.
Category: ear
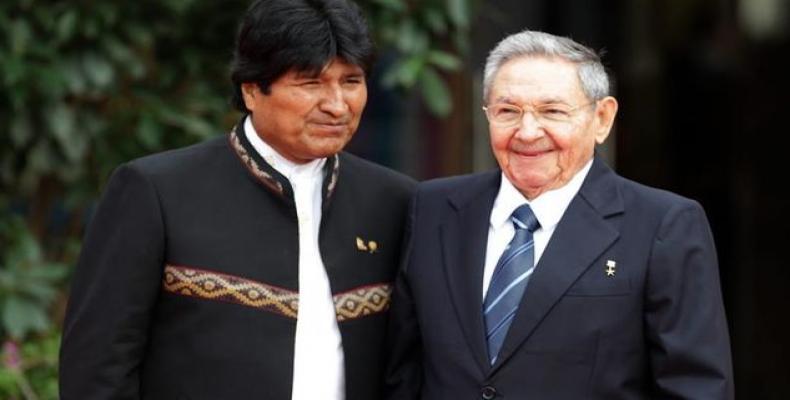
[240,83,259,111]
[593,96,618,144]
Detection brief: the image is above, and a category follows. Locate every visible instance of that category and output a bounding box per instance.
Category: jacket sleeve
[644,200,734,399]
[60,163,165,400]
[383,193,423,400]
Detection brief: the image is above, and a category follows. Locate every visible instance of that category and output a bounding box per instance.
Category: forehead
[490,56,586,103]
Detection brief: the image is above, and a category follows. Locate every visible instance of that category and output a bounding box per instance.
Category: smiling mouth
[513,148,552,157]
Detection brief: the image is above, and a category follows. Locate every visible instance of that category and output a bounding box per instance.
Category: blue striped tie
[483,204,541,365]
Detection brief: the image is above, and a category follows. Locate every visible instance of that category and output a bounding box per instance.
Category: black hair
[230,0,374,113]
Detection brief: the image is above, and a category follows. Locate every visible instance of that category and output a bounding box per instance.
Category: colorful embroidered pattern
[163,264,299,318]
[162,265,391,322]
[326,155,339,199]
[333,284,392,322]
[228,125,284,196]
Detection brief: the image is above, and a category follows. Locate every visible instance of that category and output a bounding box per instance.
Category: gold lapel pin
[605,260,616,277]
[356,237,378,253]
[356,237,368,251]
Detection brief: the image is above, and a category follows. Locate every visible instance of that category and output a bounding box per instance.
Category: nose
[318,85,348,117]
[514,109,545,140]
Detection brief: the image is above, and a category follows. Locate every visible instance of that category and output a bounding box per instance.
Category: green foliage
[0,0,246,204]
[371,0,472,116]
[0,217,68,340]
[1,332,61,400]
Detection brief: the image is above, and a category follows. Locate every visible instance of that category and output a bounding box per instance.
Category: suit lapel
[440,171,500,373]
[490,157,624,373]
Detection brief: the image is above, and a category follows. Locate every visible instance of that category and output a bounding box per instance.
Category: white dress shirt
[245,118,345,400]
[482,159,593,297]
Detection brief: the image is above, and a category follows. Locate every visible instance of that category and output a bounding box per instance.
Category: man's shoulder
[618,175,694,204]
[610,172,704,219]
[129,135,228,173]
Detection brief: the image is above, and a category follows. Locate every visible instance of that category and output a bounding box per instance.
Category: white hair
[483,30,610,102]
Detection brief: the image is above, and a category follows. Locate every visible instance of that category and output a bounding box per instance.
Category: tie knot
[511,204,540,232]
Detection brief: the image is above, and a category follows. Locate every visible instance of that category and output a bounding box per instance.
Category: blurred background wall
[2,0,789,398]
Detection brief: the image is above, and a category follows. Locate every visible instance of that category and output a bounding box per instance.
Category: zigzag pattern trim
[227,126,284,195]
[162,265,391,322]
[163,264,299,318]
[333,284,392,321]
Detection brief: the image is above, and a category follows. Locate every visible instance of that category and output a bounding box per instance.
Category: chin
[509,170,556,190]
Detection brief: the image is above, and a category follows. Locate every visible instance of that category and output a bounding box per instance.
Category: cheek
[489,128,512,152]
[556,134,593,166]
[348,90,368,115]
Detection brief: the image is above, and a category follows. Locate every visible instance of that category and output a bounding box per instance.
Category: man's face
[487,56,617,199]
[242,58,367,163]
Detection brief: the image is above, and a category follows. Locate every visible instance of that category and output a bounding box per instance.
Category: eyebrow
[492,96,571,105]
[294,70,322,79]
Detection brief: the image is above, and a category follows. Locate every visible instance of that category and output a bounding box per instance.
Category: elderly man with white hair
[385,30,733,400]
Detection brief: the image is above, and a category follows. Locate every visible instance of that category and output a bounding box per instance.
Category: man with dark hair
[60,1,415,399]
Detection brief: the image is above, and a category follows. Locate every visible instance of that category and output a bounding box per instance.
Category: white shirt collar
[490,158,594,232]
[244,116,326,181]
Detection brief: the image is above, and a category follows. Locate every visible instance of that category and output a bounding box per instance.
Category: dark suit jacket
[60,120,415,399]
[385,156,733,399]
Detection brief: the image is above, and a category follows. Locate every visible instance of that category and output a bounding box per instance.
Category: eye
[299,80,321,87]
[343,76,365,86]
[493,105,519,117]
[539,105,571,118]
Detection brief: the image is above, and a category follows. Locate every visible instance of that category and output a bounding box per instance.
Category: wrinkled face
[486,56,617,199]
[242,58,367,163]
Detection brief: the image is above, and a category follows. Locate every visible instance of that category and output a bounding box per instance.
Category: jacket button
[481,385,497,399]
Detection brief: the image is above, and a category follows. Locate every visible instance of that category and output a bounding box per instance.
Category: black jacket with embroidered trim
[60,120,416,399]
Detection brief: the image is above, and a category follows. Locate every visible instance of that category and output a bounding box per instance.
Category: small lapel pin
[356,237,378,253]
[605,260,616,277]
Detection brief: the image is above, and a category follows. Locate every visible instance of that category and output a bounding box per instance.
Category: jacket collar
[227,117,340,209]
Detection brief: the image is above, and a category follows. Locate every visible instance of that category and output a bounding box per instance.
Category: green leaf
[427,50,462,71]
[81,53,115,89]
[9,19,33,55]
[17,279,59,304]
[446,0,471,29]
[62,57,88,94]
[10,114,32,147]
[26,141,55,178]
[419,67,452,117]
[124,23,154,47]
[101,37,145,79]
[47,103,88,162]
[2,297,50,339]
[453,30,471,54]
[4,225,43,268]
[2,55,26,86]
[56,9,79,42]
[381,56,424,89]
[137,112,163,149]
[0,370,21,395]
[36,64,68,98]
[23,263,69,282]
[396,19,429,54]
[421,8,448,34]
